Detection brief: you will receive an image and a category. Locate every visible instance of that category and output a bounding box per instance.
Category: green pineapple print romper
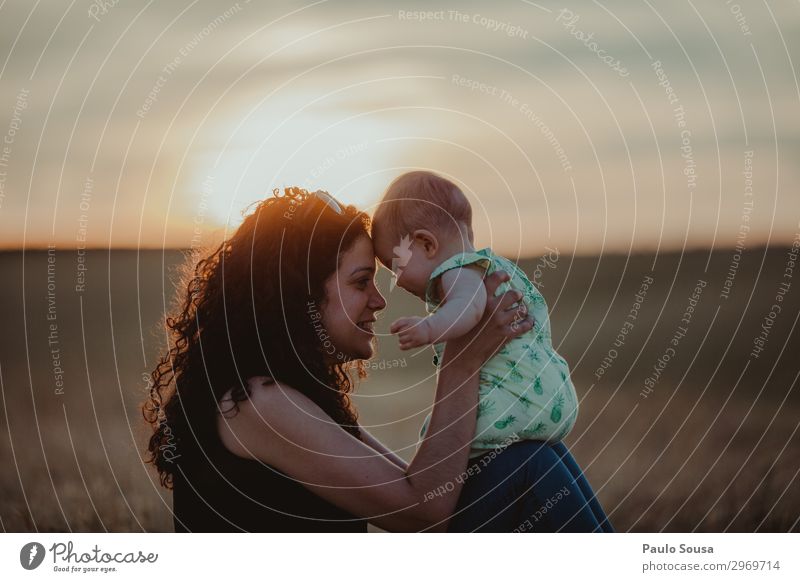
[420,248,579,459]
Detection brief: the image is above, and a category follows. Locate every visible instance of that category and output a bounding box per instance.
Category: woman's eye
[356,278,370,289]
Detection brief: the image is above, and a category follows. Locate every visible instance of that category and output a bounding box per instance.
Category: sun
[184,95,405,234]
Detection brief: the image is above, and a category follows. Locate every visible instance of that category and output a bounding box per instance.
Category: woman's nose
[369,286,387,312]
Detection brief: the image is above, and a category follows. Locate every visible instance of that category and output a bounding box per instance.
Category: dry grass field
[1,247,797,532]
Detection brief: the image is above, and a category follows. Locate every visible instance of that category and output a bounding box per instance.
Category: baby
[372,171,579,459]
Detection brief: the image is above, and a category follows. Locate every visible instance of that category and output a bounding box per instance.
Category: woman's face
[321,235,387,361]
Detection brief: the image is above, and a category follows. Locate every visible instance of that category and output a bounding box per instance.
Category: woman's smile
[356,318,377,334]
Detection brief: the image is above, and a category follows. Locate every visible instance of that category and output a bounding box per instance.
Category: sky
[0,0,797,255]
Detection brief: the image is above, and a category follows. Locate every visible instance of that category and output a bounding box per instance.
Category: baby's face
[374,232,433,299]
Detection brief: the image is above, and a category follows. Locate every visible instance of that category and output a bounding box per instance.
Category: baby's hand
[390,316,432,350]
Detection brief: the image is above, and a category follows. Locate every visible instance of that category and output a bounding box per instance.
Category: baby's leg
[549,441,615,532]
[448,440,605,532]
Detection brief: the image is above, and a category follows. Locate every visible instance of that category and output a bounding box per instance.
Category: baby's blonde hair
[372,171,472,244]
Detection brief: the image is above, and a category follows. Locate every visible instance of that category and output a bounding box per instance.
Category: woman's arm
[217,359,477,532]
[358,427,409,470]
[218,271,530,532]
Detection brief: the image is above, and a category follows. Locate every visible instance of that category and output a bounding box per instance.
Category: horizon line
[0,241,794,258]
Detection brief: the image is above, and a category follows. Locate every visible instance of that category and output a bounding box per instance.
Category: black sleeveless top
[172,428,367,532]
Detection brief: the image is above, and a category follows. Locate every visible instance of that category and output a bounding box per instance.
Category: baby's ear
[412,229,439,258]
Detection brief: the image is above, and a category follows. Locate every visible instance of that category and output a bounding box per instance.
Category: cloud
[0,0,796,251]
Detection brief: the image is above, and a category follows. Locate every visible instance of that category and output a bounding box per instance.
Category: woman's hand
[443,270,533,372]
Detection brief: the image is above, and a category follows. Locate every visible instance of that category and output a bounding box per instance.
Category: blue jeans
[447,440,614,532]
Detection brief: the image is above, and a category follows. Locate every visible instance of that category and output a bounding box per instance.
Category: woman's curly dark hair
[142,187,370,489]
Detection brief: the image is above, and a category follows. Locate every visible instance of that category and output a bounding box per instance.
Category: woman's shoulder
[217,376,320,459]
[219,376,308,412]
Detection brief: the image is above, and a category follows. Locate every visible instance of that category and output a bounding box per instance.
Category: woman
[143,187,612,532]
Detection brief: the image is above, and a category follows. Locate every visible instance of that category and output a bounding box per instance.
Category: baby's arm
[391,267,487,350]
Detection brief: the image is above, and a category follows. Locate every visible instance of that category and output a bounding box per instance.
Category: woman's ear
[413,229,439,258]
